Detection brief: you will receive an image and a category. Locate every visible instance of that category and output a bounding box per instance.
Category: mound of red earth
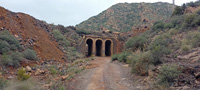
[0,6,64,61]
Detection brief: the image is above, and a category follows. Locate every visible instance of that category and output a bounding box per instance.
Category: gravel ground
[67,57,136,90]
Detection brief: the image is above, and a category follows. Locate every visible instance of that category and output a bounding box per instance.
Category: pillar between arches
[102,40,105,57]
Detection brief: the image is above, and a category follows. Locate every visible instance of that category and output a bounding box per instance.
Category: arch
[105,40,112,56]
[86,39,93,57]
[96,40,102,56]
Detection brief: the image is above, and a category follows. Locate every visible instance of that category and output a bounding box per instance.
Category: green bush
[125,35,148,51]
[59,39,70,48]
[11,52,23,67]
[117,52,130,62]
[186,31,200,48]
[0,77,7,89]
[170,15,184,29]
[181,44,191,53]
[164,23,173,29]
[157,64,181,86]
[2,53,13,66]
[66,47,83,62]
[23,49,38,60]
[17,68,30,81]
[111,54,119,61]
[50,66,57,75]
[0,30,21,50]
[152,21,164,30]
[186,1,199,7]
[149,34,172,65]
[197,9,200,15]
[52,29,65,41]
[1,52,23,67]
[50,81,65,90]
[53,29,71,48]
[0,40,10,54]
[185,14,196,24]
[172,6,184,16]
[130,51,154,76]
[181,14,200,30]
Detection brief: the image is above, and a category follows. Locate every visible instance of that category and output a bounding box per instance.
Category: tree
[172,6,184,16]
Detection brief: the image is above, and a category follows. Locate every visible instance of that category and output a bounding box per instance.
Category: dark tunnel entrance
[86,39,93,57]
[96,40,102,56]
[105,40,111,56]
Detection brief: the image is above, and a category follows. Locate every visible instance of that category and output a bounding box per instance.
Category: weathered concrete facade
[78,35,121,57]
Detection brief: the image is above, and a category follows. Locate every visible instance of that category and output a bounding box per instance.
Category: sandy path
[67,57,135,90]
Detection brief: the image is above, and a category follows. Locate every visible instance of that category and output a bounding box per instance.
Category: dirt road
[67,57,135,90]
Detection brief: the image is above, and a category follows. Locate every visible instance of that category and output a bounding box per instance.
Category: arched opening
[105,40,111,56]
[86,39,93,57]
[96,40,102,56]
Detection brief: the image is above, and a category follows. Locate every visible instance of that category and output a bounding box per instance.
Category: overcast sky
[0,0,198,26]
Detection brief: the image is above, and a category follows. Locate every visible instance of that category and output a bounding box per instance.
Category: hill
[0,6,64,61]
[76,2,175,32]
[112,1,200,89]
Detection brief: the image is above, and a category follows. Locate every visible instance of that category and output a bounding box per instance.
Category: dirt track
[67,57,135,90]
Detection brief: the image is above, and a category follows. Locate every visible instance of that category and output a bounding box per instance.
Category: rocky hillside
[0,6,64,61]
[112,1,200,89]
[76,2,175,32]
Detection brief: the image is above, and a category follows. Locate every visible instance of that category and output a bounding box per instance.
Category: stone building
[78,35,122,57]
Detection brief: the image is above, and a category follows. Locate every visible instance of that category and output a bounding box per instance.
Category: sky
[0,0,198,26]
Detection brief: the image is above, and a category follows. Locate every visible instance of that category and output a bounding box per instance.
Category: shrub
[117,52,130,62]
[2,53,13,66]
[11,51,23,67]
[66,47,83,62]
[185,14,195,25]
[170,15,184,29]
[23,49,38,60]
[130,51,154,76]
[149,34,172,65]
[198,26,200,31]
[0,77,7,89]
[17,68,30,81]
[157,64,181,86]
[52,29,65,41]
[125,35,148,51]
[197,9,200,15]
[0,30,21,50]
[50,66,57,75]
[50,81,65,90]
[53,29,71,48]
[186,31,200,48]
[111,54,119,61]
[186,1,198,7]
[152,21,165,30]
[172,6,184,16]
[5,79,36,90]
[181,44,191,53]
[181,14,200,29]
[164,23,173,29]
[0,40,10,54]
[1,52,23,67]
[59,39,70,48]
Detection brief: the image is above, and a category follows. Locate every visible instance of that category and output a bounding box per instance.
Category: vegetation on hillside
[76,2,175,32]
[113,1,200,89]
[52,27,83,62]
[0,30,38,68]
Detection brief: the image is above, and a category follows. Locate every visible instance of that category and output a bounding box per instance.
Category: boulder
[35,69,45,75]
[25,66,32,72]
[7,76,14,79]
[61,75,69,81]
